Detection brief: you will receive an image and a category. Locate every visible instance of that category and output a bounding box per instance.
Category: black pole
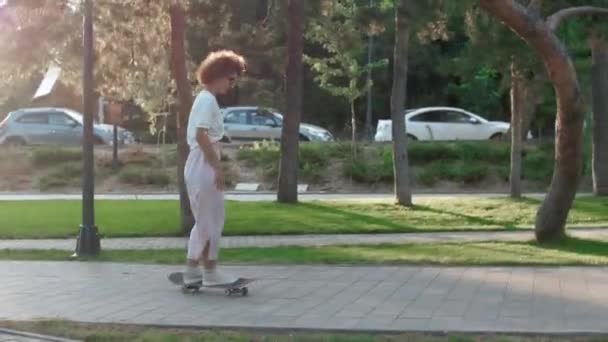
[75,0,100,256]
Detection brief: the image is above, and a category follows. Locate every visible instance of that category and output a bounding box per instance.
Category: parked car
[0,107,136,146]
[374,106,531,142]
[222,106,334,142]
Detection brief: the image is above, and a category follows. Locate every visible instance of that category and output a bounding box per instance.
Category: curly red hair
[196,50,247,85]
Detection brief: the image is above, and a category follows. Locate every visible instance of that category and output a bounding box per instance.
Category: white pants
[185,146,225,261]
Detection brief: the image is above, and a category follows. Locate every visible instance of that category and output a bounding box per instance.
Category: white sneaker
[203,270,238,286]
[183,266,203,285]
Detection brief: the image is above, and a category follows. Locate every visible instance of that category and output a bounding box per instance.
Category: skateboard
[168,272,254,296]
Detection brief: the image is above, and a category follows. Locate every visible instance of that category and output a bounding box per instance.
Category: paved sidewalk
[1,228,608,251]
[2,261,608,333]
[0,328,78,342]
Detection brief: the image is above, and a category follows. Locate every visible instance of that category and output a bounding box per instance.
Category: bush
[420,161,489,185]
[408,143,458,163]
[222,162,237,186]
[118,166,170,186]
[415,168,438,186]
[237,141,280,167]
[496,165,511,182]
[407,141,510,164]
[238,141,340,182]
[523,150,553,183]
[36,160,113,191]
[37,162,82,191]
[31,148,81,167]
[119,147,160,167]
[454,142,510,163]
[344,158,384,183]
[442,161,489,183]
[315,141,357,159]
[344,150,393,184]
[238,141,551,187]
[299,144,332,182]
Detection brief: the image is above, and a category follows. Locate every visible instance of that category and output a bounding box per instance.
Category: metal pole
[365,0,374,141]
[75,0,100,257]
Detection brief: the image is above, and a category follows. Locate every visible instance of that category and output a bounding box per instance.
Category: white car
[374,106,527,142]
[222,106,334,142]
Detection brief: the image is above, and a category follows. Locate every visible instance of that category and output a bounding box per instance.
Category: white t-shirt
[187,90,224,150]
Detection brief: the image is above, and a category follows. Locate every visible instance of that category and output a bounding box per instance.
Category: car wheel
[4,136,26,146]
[490,133,504,141]
[299,134,310,142]
[407,134,418,143]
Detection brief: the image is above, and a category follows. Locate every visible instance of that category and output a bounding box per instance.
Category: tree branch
[547,6,608,31]
[479,0,582,113]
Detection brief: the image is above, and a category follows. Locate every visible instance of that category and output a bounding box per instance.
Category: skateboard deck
[168,272,254,296]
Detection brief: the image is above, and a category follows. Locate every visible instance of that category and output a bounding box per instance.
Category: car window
[251,112,276,126]
[16,113,49,124]
[49,113,77,126]
[409,111,442,122]
[224,110,248,124]
[442,111,472,123]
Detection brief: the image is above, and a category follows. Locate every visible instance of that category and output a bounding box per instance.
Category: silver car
[222,106,334,142]
[0,107,135,146]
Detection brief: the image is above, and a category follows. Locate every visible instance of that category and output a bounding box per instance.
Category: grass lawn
[2,238,608,266]
[0,197,607,239]
[0,320,603,342]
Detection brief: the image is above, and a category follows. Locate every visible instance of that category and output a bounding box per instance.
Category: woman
[183,50,246,286]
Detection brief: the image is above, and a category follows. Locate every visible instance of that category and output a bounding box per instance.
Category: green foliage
[345,151,393,184]
[446,68,503,118]
[187,0,288,109]
[237,141,348,182]
[31,147,82,167]
[37,161,82,191]
[340,141,551,186]
[305,0,388,133]
[522,147,554,183]
[118,165,171,186]
[2,0,606,139]
[422,161,489,184]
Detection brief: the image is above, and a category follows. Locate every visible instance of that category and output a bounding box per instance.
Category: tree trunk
[169,1,194,233]
[520,71,545,140]
[480,0,586,243]
[391,0,412,206]
[277,0,304,204]
[505,72,543,141]
[591,33,608,196]
[351,100,357,158]
[510,62,523,198]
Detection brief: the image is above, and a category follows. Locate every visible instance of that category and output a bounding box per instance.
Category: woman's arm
[196,128,220,169]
